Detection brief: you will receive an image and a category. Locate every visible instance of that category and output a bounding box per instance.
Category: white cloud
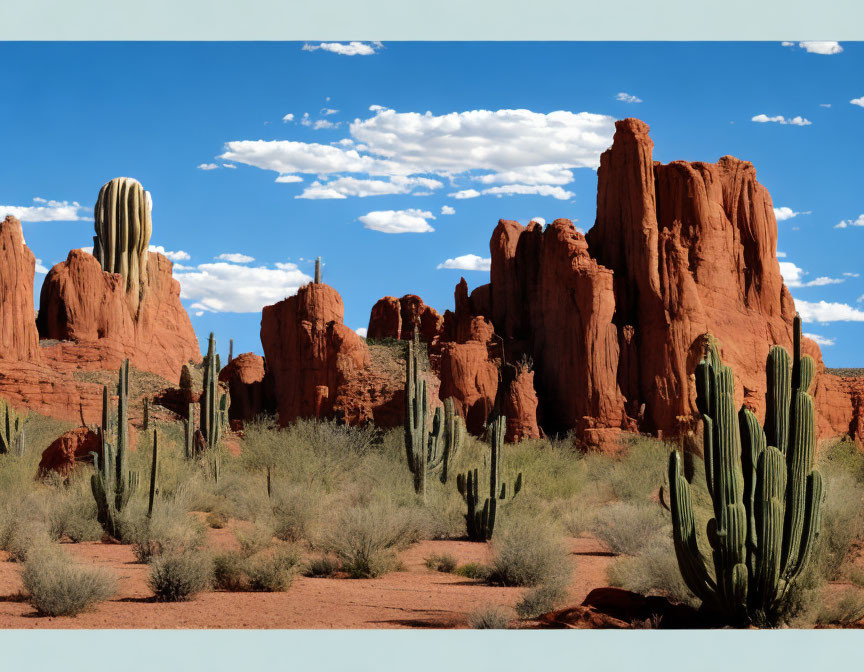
[436,254,491,271]
[301,42,381,56]
[774,206,810,221]
[796,299,864,323]
[835,214,864,229]
[752,114,812,126]
[175,261,311,313]
[282,113,294,122]
[804,332,835,346]
[321,108,339,116]
[843,272,860,278]
[198,163,219,170]
[275,174,304,183]
[312,119,340,130]
[449,189,481,199]
[359,209,435,234]
[799,41,843,55]
[780,261,844,288]
[149,245,190,262]
[34,258,49,274]
[851,97,864,108]
[219,107,614,200]
[355,327,368,338]
[215,253,255,263]
[297,175,443,199]
[222,163,236,169]
[615,92,642,103]
[530,217,546,226]
[79,246,94,255]
[777,251,787,258]
[0,198,87,222]
[482,184,574,200]
[820,103,832,108]
[441,205,455,215]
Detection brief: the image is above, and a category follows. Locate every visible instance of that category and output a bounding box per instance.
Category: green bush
[424,552,458,573]
[148,551,213,602]
[213,551,248,591]
[22,544,116,617]
[124,502,206,563]
[235,522,275,557]
[303,554,341,578]
[590,501,668,555]
[515,583,568,619]
[243,546,300,592]
[453,562,489,580]
[486,517,572,588]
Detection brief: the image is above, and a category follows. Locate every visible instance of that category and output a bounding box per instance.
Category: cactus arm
[765,345,791,454]
[752,445,786,612]
[739,407,766,578]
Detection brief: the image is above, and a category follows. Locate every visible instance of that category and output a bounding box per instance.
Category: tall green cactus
[184,402,195,459]
[669,315,824,625]
[314,256,322,284]
[428,397,465,485]
[0,398,26,456]
[93,177,153,313]
[147,430,158,518]
[456,414,522,541]
[200,333,229,450]
[404,332,429,499]
[90,360,139,539]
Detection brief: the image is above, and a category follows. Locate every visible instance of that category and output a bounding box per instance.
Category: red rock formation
[0,216,40,362]
[503,363,542,443]
[367,294,443,344]
[37,249,200,383]
[38,426,101,477]
[262,282,401,426]
[218,353,273,423]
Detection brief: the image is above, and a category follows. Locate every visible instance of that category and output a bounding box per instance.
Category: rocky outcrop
[262,282,403,426]
[367,294,443,344]
[0,216,40,362]
[37,249,200,383]
[218,353,273,423]
[503,362,542,443]
[38,426,101,477]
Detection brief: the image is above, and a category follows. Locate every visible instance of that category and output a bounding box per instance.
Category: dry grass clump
[303,554,341,578]
[322,502,418,578]
[467,604,513,629]
[424,552,458,573]
[515,583,568,619]
[235,522,276,557]
[213,551,248,591]
[22,544,116,617]
[125,501,206,563]
[148,551,213,602]
[243,546,301,592]
[590,501,668,555]
[486,516,572,588]
[815,587,864,626]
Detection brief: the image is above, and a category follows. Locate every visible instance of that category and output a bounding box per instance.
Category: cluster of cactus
[200,333,229,450]
[404,333,464,500]
[669,315,824,625]
[457,414,522,541]
[92,177,153,313]
[90,360,139,539]
[0,398,26,456]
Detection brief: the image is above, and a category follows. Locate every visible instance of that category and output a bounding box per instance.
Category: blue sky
[1,41,862,366]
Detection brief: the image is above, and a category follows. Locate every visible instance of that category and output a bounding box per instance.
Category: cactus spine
[200,333,229,450]
[456,414,522,541]
[669,315,823,625]
[93,177,152,314]
[147,430,158,518]
[90,360,139,539]
[0,398,26,456]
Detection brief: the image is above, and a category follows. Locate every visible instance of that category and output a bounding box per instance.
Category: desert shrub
[606,533,698,608]
[322,502,417,578]
[243,546,300,592]
[43,474,103,543]
[22,544,116,617]
[588,435,670,502]
[810,471,864,580]
[467,604,512,629]
[148,551,213,601]
[424,552,458,573]
[304,554,341,578]
[515,583,568,620]
[590,501,668,555]
[206,511,228,529]
[549,499,596,538]
[453,562,489,580]
[815,587,864,626]
[213,551,248,591]
[124,501,206,563]
[271,484,320,543]
[486,517,572,588]
[2,519,53,563]
[235,522,275,557]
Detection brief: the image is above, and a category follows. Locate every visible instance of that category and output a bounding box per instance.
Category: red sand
[0,525,613,629]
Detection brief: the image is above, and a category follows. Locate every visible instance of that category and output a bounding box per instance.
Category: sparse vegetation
[467,604,512,629]
[148,551,213,601]
[590,501,667,556]
[486,517,571,588]
[424,552,458,573]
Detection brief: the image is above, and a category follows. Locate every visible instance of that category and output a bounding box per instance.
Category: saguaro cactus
[93,177,153,313]
[200,333,229,450]
[314,256,322,284]
[404,332,429,499]
[147,430,158,518]
[428,397,465,485]
[457,414,522,541]
[184,403,195,459]
[90,360,139,539]
[669,315,824,626]
[0,398,26,456]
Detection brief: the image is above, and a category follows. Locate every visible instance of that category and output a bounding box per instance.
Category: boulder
[367,294,443,344]
[218,352,273,423]
[38,426,100,477]
[0,216,40,362]
[503,363,542,443]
